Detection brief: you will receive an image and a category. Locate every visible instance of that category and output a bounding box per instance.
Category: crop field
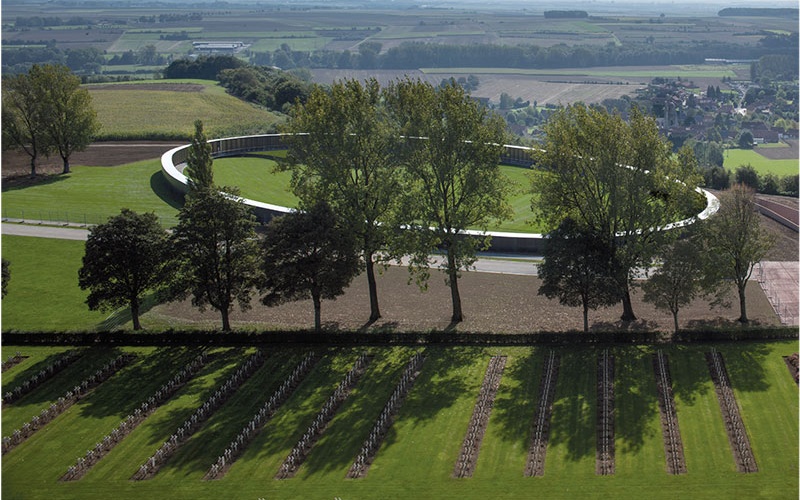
[724,148,800,177]
[86,80,283,140]
[1,341,796,499]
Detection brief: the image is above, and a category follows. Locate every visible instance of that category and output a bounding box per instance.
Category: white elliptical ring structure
[161,133,719,254]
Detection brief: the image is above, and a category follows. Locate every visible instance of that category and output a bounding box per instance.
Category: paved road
[2,221,540,275]
[2,222,89,241]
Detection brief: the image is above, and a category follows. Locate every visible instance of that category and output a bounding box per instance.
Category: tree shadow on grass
[487,348,540,448]
[2,173,69,193]
[300,348,412,476]
[149,170,184,211]
[76,347,203,421]
[154,349,301,479]
[613,346,659,455]
[95,291,163,331]
[546,347,596,463]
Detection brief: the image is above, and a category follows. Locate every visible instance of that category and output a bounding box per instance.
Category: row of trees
[79,122,360,332]
[2,64,101,177]
[246,38,794,72]
[78,79,767,333]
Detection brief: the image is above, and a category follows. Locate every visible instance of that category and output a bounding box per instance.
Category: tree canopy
[1,64,98,176]
[538,218,619,332]
[532,104,702,321]
[171,187,259,331]
[702,184,774,323]
[387,78,510,323]
[281,78,402,323]
[78,209,171,330]
[259,201,361,332]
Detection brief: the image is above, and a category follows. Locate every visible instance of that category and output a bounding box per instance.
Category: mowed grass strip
[1,347,130,432]
[152,348,303,481]
[224,349,362,482]
[1,346,78,395]
[724,148,799,177]
[79,347,252,482]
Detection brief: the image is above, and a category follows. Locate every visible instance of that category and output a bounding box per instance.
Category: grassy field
[1,159,183,227]
[87,80,283,140]
[213,154,543,233]
[724,149,799,177]
[1,342,796,499]
[0,236,107,331]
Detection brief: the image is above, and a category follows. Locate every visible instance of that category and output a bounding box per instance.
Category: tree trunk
[220,308,231,331]
[29,154,37,179]
[582,301,589,333]
[737,281,748,323]
[672,310,679,334]
[61,157,70,175]
[313,293,322,333]
[131,298,141,331]
[447,250,463,323]
[365,252,381,322]
[620,284,637,322]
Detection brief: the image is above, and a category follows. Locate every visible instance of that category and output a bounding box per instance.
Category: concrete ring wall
[161,133,719,254]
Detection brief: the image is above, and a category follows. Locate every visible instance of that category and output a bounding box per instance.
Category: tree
[259,201,361,333]
[2,66,50,178]
[2,64,99,176]
[281,78,403,323]
[35,64,100,174]
[641,234,707,333]
[171,188,259,331]
[184,120,214,191]
[734,164,759,190]
[703,184,774,323]
[78,209,171,330]
[2,259,9,299]
[537,219,619,332]
[387,79,511,323]
[532,104,702,321]
[738,130,754,149]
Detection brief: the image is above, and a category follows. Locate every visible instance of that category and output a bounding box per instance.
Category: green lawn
[213,154,545,233]
[1,236,109,332]
[1,342,795,499]
[1,160,183,227]
[724,148,799,177]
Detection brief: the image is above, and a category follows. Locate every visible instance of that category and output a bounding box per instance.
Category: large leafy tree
[533,104,702,321]
[36,64,100,174]
[171,187,259,331]
[703,184,774,323]
[641,233,709,333]
[259,201,361,333]
[2,64,99,176]
[538,218,619,333]
[78,209,171,330]
[387,79,510,323]
[2,67,50,178]
[281,78,402,323]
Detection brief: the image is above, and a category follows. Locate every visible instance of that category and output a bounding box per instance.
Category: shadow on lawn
[149,170,184,211]
[1,172,69,192]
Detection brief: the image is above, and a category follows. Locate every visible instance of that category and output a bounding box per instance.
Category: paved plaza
[756,261,799,326]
